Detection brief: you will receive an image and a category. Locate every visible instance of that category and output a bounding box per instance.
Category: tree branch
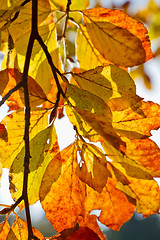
[21,0,39,239]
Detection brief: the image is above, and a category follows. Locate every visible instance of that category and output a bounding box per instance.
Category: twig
[36,34,66,98]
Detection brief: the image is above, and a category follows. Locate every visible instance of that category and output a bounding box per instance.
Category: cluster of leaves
[0,0,160,239]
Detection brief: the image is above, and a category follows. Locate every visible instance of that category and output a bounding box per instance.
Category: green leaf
[9,124,59,206]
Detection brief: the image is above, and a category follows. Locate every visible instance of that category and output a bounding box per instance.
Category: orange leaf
[125,138,160,177]
[0,220,10,239]
[112,101,160,139]
[82,8,153,67]
[85,163,135,231]
[0,68,47,110]
[76,141,109,193]
[78,214,107,240]
[39,144,85,232]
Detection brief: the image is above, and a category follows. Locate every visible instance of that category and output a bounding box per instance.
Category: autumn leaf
[6,216,44,240]
[102,140,160,217]
[0,123,8,142]
[112,101,160,140]
[71,65,141,107]
[39,144,85,232]
[1,24,62,101]
[82,8,153,67]
[84,163,136,231]
[0,108,49,168]
[66,83,125,151]
[78,214,107,240]
[0,68,47,110]
[0,219,10,239]
[76,25,110,70]
[76,140,109,193]
[51,0,89,11]
[9,124,59,207]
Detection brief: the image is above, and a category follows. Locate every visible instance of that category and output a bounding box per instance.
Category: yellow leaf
[76,140,109,193]
[82,8,153,67]
[9,124,59,207]
[39,144,85,232]
[66,84,125,151]
[7,216,44,240]
[0,108,49,168]
[51,0,89,10]
[71,65,141,106]
[65,105,101,142]
[1,24,61,98]
[76,25,110,70]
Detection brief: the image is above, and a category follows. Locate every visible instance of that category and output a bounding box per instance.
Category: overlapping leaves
[0,1,160,240]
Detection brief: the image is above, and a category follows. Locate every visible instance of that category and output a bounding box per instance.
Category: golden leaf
[82,8,153,67]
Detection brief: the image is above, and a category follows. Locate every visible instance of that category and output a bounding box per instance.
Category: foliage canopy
[0,0,160,239]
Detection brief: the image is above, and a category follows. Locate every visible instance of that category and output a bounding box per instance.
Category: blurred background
[0,0,160,239]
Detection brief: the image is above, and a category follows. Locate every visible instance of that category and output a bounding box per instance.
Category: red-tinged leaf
[39,144,86,232]
[82,8,153,67]
[78,214,107,240]
[0,123,8,142]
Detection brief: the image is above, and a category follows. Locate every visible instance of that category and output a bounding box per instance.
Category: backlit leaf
[71,65,141,106]
[76,140,109,193]
[76,25,110,70]
[66,84,125,151]
[82,8,153,67]
[40,144,85,232]
[51,0,89,11]
[112,101,160,139]
[6,216,44,240]
[84,163,135,231]
[102,140,160,216]
[78,214,107,240]
[0,108,49,168]
[1,24,62,101]
[0,68,47,110]
[9,124,59,206]
[0,220,10,239]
